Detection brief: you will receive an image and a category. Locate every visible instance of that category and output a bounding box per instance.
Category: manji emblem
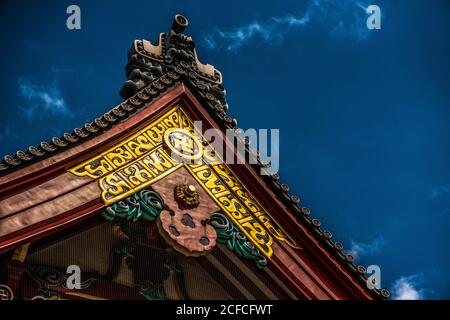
[68,106,299,257]
[164,128,203,162]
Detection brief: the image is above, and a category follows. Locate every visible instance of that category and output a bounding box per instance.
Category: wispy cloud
[391,274,426,300]
[0,125,17,141]
[202,0,373,51]
[347,234,386,260]
[18,76,72,121]
[430,184,450,200]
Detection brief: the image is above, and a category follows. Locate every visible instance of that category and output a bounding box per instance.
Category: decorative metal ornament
[174,184,200,208]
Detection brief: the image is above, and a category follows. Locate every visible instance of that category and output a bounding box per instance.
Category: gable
[0,14,389,300]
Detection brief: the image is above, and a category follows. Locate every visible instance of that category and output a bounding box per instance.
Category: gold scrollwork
[209,162,300,249]
[69,107,182,179]
[68,105,299,257]
[100,146,181,205]
[99,173,134,203]
[72,157,115,179]
[185,163,272,256]
[126,134,155,156]
[254,212,300,249]
[105,146,136,168]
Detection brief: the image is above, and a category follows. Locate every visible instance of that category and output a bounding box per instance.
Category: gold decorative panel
[68,106,299,257]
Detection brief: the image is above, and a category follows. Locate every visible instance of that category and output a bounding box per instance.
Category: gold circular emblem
[163,128,203,162]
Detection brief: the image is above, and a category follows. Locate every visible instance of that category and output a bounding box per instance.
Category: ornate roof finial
[119,14,224,102]
[171,14,189,34]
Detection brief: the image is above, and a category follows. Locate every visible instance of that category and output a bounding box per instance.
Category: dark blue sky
[0,0,449,299]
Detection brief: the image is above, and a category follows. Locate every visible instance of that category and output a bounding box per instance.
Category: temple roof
[0,14,389,299]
